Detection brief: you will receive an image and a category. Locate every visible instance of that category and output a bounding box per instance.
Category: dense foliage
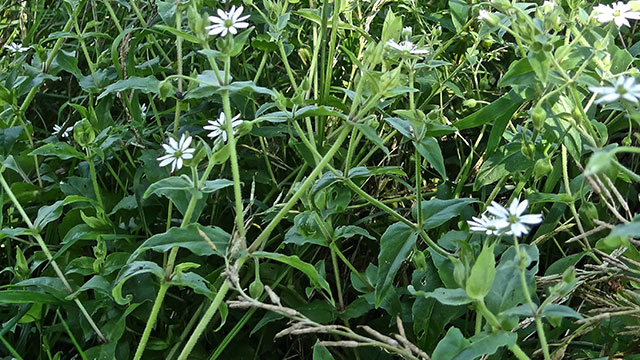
[1,0,640,359]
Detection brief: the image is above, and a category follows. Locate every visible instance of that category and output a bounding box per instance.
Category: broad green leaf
[353,123,389,155]
[449,0,469,32]
[408,286,472,306]
[454,90,523,130]
[474,142,533,190]
[33,200,64,230]
[29,142,85,160]
[544,252,585,276]
[334,225,374,240]
[452,331,517,360]
[485,245,538,314]
[170,272,214,298]
[252,251,332,295]
[144,175,200,216]
[540,304,583,319]
[375,222,418,307]
[415,137,447,179]
[465,245,496,300]
[412,198,477,230]
[129,223,230,261]
[0,126,23,156]
[0,290,63,305]
[201,179,234,193]
[112,261,164,305]
[51,50,83,79]
[66,275,111,300]
[98,76,160,99]
[432,327,469,360]
[155,25,201,43]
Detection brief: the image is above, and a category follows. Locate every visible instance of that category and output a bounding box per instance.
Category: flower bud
[159,79,174,101]
[531,105,546,131]
[479,10,500,27]
[74,119,95,148]
[521,142,535,159]
[622,136,632,146]
[463,99,478,108]
[413,250,427,270]
[14,246,29,281]
[402,26,413,40]
[534,158,553,178]
[491,0,512,11]
[249,277,264,298]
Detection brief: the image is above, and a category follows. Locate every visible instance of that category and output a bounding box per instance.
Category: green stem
[222,89,247,244]
[278,40,298,91]
[133,283,170,360]
[177,280,231,360]
[476,300,531,360]
[86,152,104,209]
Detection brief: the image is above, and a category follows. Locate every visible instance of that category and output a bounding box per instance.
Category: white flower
[52,124,73,138]
[386,40,429,55]
[157,134,195,173]
[4,42,30,53]
[486,199,543,238]
[140,103,148,118]
[478,10,500,27]
[467,214,508,236]
[593,2,640,28]
[206,5,250,37]
[203,112,243,142]
[589,76,640,104]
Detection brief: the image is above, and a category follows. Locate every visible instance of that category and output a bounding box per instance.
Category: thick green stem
[133,283,169,360]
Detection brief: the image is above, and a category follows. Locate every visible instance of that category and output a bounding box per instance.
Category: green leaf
[449,0,469,32]
[144,175,200,216]
[415,137,447,179]
[334,225,374,240]
[544,252,585,276]
[66,275,112,300]
[252,251,332,295]
[129,223,230,261]
[409,286,472,306]
[465,245,496,300]
[474,142,533,190]
[29,142,85,160]
[98,76,160,99]
[452,331,517,360]
[540,304,583,319]
[454,90,523,130]
[353,123,389,155]
[412,198,477,230]
[33,200,64,230]
[0,290,63,305]
[432,327,469,360]
[170,272,214,298]
[52,50,83,79]
[375,222,418,307]
[201,179,234,193]
[112,261,164,305]
[0,126,23,156]
[485,245,538,314]
[155,25,201,43]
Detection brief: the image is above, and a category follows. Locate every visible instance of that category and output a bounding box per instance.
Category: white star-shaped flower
[4,42,30,53]
[590,76,640,104]
[593,2,640,28]
[206,5,250,37]
[157,134,195,173]
[52,124,73,138]
[386,40,429,55]
[486,199,543,238]
[203,112,243,142]
[467,214,508,236]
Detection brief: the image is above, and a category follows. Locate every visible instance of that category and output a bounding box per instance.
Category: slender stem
[133,283,169,360]
[278,40,298,91]
[476,300,531,360]
[0,172,107,343]
[86,152,104,209]
[177,280,232,360]
[222,89,247,244]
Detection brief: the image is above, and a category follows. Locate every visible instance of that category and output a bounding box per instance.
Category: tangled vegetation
[1,0,640,359]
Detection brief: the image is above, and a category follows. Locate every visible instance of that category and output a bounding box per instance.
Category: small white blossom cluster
[593,1,640,28]
[52,124,73,138]
[468,199,543,238]
[204,112,243,142]
[157,134,195,173]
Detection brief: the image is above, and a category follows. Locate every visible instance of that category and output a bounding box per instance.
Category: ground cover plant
[2,0,640,358]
